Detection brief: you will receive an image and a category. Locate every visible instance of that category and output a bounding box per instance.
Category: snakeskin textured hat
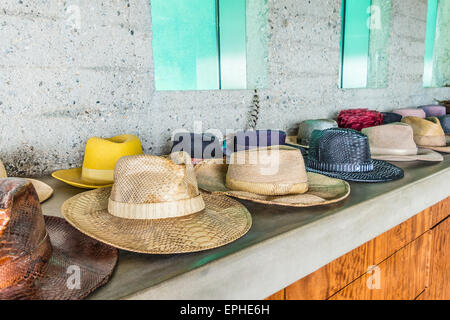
[306,128,404,183]
[62,153,252,254]
[0,178,118,300]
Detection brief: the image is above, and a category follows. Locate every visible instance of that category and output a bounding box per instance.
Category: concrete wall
[0,0,449,176]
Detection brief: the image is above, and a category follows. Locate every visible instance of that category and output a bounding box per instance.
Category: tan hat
[62,153,252,254]
[195,147,350,207]
[361,123,443,162]
[0,159,53,203]
[401,117,450,153]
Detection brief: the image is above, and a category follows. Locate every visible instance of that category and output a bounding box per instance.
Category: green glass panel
[424,0,450,88]
[151,0,219,91]
[341,0,371,88]
[219,0,247,89]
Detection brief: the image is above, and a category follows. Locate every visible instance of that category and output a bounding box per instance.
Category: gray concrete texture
[0,0,449,176]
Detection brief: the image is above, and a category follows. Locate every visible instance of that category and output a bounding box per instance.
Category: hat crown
[362,123,418,155]
[110,153,200,205]
[0,179,52,290]
[171,132,223,159]
[308,128,373,172]
[232,130,287,151]
[401,117,445,136]
[81,134,143,183]
[297,119,338,145]
[438,115,450,134]
[226,148,309,196]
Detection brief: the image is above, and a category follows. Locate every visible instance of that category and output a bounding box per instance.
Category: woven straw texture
[195,160,350,207]
[62,188,252,254]
[306,128,404,182]
[0,160,53,203]
[226,149,308,196]
[0,178,118,300]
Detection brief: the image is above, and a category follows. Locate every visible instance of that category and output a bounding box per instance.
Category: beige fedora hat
[62,153,251,254]
[195,147,350,207]
[361,123,443,162]
[0,159,53,203]
[402,117,450,153]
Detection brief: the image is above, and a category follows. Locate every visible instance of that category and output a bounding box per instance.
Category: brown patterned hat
[62,153,252,254]
[0,178,118,300]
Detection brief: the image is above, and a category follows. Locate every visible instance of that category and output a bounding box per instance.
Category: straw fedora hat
[62,153,252,254]
[0,178,118,300]
[361,123,443,162]
[195,147,350,207]
[401,117,450,153]
[52,134,143,189]
[0,159,53,203]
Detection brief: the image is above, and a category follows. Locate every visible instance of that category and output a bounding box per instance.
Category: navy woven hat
[225,130,306,156]
[306,128,404,183]
[171,132,223,161]
[438,115,450,134]
[382,112,403,124]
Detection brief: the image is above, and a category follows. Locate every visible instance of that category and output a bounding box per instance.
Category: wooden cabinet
[267,197,449,300]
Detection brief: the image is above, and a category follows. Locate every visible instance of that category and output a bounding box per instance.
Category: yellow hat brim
[52,168,113,189]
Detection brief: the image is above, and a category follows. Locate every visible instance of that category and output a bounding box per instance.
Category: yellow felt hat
[52,134,143,189]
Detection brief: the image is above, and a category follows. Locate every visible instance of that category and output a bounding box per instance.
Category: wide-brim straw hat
[361,123,443,162]
[195,158,350,208]
[0,160,53,202]
[0,179,118,300]
[402,116,450,153]
[52,134,143,189]
[62,154,252,254]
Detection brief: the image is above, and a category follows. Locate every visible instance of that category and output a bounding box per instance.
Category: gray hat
[297,119,338,147]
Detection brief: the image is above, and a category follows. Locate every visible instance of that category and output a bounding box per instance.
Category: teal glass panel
[424,0,439,87]
[151,0,219,91]
[341,0,371,88]
[219,0,247,89]
[340,0,392,89]
[424,0,450,88]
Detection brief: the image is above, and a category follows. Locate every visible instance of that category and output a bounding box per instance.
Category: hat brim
[194,160,350,207]
[6,178,53,203]
[371,148,444,162]
[52,168,113,189]
[306,159,404,183]
[62,189,252,254]
[0,216,118,300]
[419,139,450,153]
